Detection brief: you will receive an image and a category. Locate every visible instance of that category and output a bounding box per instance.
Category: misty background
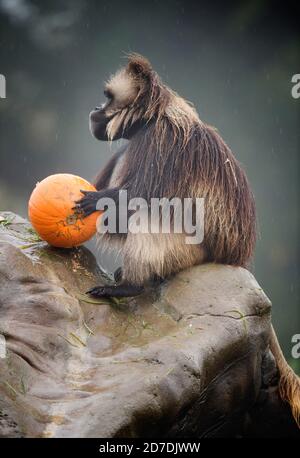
[0,0,299,368]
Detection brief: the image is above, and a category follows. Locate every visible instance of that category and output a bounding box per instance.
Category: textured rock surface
[0,212,298,437]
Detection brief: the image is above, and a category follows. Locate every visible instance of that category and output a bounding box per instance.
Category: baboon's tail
[269,324,300,428]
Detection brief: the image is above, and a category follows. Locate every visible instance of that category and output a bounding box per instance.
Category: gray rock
[0,212,298,437]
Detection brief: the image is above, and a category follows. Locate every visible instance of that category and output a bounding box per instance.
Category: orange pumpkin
[28,173,101,248]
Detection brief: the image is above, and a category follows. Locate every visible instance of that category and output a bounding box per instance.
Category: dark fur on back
[114,122,255,267]
[91,55,300,428]
[95,54,256,267]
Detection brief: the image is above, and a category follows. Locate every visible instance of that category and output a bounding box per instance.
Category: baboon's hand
[74,190,101,217]
[74,187,121,217]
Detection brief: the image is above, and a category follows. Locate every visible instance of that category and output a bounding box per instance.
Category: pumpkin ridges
[31,174,95,216]
[28,174,101,248]
[28,203,61,221]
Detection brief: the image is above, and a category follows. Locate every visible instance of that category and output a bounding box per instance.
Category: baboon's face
[89,55,153,141]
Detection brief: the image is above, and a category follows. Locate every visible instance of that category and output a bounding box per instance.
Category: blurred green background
[0,0,299,369]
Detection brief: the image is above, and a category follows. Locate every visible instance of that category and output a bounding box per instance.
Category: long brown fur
[269,325,300,427]
[93,54,299,427]
[98,54,256,268]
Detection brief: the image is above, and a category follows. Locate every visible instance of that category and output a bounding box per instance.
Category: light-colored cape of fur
[94,54,300,428]
[98,54,256,284]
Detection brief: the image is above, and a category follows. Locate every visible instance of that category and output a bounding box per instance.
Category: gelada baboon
[76,54,300,427]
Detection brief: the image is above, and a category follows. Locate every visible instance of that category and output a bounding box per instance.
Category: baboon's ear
[127,53,152,79]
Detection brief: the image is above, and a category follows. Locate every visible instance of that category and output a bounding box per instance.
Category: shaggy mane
[106,53,200,150]
[99,54,256,268]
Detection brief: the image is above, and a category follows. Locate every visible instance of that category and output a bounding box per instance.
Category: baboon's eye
[104,89,113,100]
